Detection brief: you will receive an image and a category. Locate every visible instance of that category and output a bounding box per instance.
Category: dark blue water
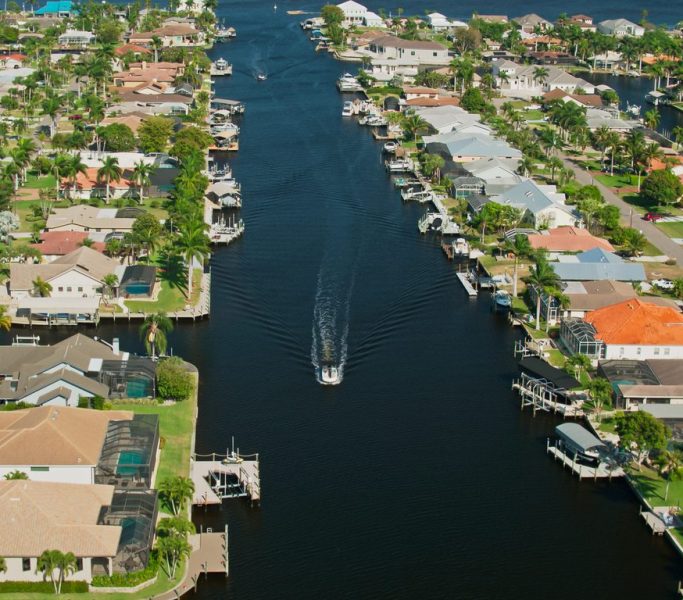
[4,1,683,598]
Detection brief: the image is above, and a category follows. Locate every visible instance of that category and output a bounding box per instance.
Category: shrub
[0,581,88,593]
[91,558,158,588]
[157,357,193,401]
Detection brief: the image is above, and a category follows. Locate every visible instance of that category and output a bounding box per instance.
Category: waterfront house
[527,227,614,253]
[561,298,683,360]
[526,51,580,66]
[109,86,192,115]
[114,43,152,59]
[0,481,121,583]
[58,30,96,47]
[542,89,603,108]
[336,0,369,26]
[414,105,487,135]
[0,334,157,406]
[599,359,683,410]
[597,18,644,37]
[60,167,134,201]
[34,0,77,17]
[30,231,106,262]
[455,157,523,197]
[513,13,553,33]
[426,13,467,31]
[365,36,450,66]
[0,406,159,484]
[405,96,460,108]
[585,108,636,132]
[9,246,122,300]
[119,264,157,298]
[113,61,184,88]
[492,180,578,229]
[492,60,595,97]
[46,205,135,235]
[550,247,646,282]
[424,132,522,163]
[0,53,27,69]
[128,24,204,47]
[589,51,625,71]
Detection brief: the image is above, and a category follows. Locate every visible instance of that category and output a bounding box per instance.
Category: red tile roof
[528,227,614,252]
[406,96,460,107]
[114,44,152,57]
[30,231,105,256]
[60,168,134,191]
[585,298,683,346]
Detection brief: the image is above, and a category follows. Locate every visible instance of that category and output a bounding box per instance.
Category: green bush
[0,401,30,411]
[0,581,88,593]
[157,357,193,401]
[91,558,157,588]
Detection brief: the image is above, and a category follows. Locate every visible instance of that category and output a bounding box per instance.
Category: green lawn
[125,269,202,314]
[657,222,683,239]
[594,173,639,189]
[24,173,56,190]
[630,465,683,508]
[523,109,545,121]
[112,375,197,483]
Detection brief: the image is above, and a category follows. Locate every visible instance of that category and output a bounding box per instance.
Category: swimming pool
[117,450,144,476]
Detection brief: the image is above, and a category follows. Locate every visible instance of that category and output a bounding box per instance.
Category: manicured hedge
[0,581,89,593]
[91,561,157,588]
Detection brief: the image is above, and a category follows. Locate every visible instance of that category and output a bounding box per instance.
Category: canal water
[3,0,683,597]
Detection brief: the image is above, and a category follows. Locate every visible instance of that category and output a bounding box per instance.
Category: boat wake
[311,267,353,386]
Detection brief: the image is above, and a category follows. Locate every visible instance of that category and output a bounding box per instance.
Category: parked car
[68,114,82,121]
[644,212,664,222]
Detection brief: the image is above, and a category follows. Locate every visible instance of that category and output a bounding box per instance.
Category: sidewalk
[559,153,683,264]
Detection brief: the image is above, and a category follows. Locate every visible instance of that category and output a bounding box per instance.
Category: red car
[68,114,82,121]
[644,212,663,222]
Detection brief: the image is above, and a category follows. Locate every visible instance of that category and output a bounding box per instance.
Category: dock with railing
[191,450,261,506]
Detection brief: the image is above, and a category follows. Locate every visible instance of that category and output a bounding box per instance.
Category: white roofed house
[58,30,96,47]
[492,60,595,98]
[426,13,467,32]
[337,0,368,26]
[491,179,580,229]
[424,131,522,163]
[365,36,450,66]
[413,105,488,135]
[597,19,645,37]
[513,13,553,33]
[363,11,386,28]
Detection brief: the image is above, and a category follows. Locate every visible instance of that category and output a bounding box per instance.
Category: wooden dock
[546,441,624,480]
[641,509,666,535]
[456,272,477,297]
[512,373,584,418]
[191,452,261,506]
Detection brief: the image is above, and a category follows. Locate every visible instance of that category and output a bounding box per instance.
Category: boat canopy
[555,423,605,454]
[518,356,580,390]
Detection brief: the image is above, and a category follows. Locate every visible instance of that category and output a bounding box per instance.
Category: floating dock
[456,272,477,297]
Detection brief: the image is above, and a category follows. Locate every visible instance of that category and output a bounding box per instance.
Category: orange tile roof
[61,168,133,191]
[585,298,683,346]
[30,231,105,256]
[406,97,460,107]
[648,156,683,172]
[528,227,614,252]
[114,43,152,57]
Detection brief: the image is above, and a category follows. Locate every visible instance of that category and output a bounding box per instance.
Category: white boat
[383,141,399,153]
[342,101,354,117]
[492,289,512,311]
[337,73,363,92]
[257,73,267,81]
[386,158,412,172]
[401,190,434,203]
[453,237,469,256]
[320,365,340,385]
[211,58,232,76]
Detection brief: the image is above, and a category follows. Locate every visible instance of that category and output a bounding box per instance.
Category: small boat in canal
[386,158,412,173]
[342,101,354,117]
[256,73,267,81]
[337,73,363,92]
[383,141,399,153]
[492,289,512,312]
[320,364,340,386]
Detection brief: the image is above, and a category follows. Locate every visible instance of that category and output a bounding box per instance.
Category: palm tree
[673,126,683,150]
[97,156,122,205]
[102,273,119,304]
[151,35,163,63]
[401,113,427,142]
[588,377,612,421]
[505,234,531,297]
[65,155,87,202]
[32,276,52,297]
[175,220,210,298]
[156,533,191,578]
[566,353,591,381]
[638,142,665,191]
[658,450,683,502]
[0,306,11,331]
[518,156,535,178]
[532,66,549,88]
[132,161,155,204]
[526,257,559,330]
[548,156,564,182]
[139,312,173,358]
[605,131,622,176]
[644,108,661,131]
[158,475,195,516]
[36,550,68,594]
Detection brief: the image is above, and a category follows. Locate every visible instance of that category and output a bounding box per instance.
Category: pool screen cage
[104,489,158,574]
[95,414,159,488]
[98,358,156,399]
[560,319,604,358]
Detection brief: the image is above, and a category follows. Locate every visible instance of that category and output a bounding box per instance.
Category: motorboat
[383,141,399,153]
[256,73,267,81]
[342,101,354,117]
[453,237,469,256]
[211,57,233,75]
[364,115,387,127]
[401,190,434,204]
[492,289,512,311]
[337,73,363,92]
[386,158,412,172]
[320,364,340,385]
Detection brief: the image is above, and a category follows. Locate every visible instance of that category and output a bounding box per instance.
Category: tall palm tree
[32,276,52,297]
[658,450,683,502]
[605,131,622,176]
[139,312,173,358]
[36,550,61,594]
[518,156,535,178]
[505,234,531,297]
[532,66,549,87]
[66,155,87,202]
[402,113,428,142]
[526,256,559,330]
[102,273,119,304]
[548,156,564,182]
[175,220,209,298]
[644,108,661,131]
[97,156,122,205]
[0,305,11,331]
[55,551,77,593]
[151,35,163,63]
[132,161,155,204]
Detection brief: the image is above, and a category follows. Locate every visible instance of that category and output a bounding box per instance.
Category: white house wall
[0,465,94,484]
[0,557,93,582]
[604,344,683,360]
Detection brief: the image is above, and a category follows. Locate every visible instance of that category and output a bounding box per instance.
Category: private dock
[210,219,245,245]
[511,372,584,418]
[641,508,667,535]
[546,439,624,480]
[191,451,261,506]
[456,272,477,297]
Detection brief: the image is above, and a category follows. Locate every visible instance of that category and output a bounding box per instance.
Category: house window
[22,558,31,571]
[77,287,83,292]
[654,348,660,355]
[636,347,642,355]
[58,287,64,292]
[433,52,437,57]
[76,558,83,571]
[31,466,49,472]
[619,347,625,356]
[410,51,415,56]
[665,348,671,356]
[66,287,72,292]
